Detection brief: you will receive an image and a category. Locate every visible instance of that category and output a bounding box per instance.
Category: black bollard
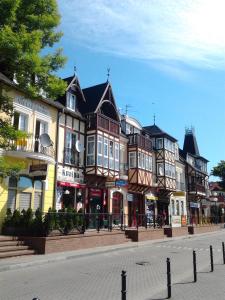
[222,242,225,264]
[32,298,40,300]
[167,258,171,299]
[121,270,127,300]
[210,245,214,272]
[193,250,197,282]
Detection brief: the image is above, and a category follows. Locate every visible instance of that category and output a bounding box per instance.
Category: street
[1,231,225,300]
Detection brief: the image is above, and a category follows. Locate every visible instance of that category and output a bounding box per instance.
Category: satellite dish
[75,140,84,152]
[40,133,53,147]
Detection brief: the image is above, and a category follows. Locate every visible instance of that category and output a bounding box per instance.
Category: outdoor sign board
[115,179,128,187]
[190,202,200,208]
[171,215,181,227]
[127,193,134,202]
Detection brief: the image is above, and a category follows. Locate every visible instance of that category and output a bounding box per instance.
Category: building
[55,74,86,211]
[121,115,156,226]
[80,81,123,226]
[144,124,177,225]
[0,72,59,227]
[180,128,209,224]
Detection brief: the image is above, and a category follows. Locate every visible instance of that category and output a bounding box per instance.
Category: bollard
[222,242,225,264]
[210,245,214,272]
[193,250,197,282]
[121,270,127,300]
[167,258,171,299]
[32,298,40,300]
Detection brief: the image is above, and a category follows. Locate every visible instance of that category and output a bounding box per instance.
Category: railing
[189,183,206,194]
[87,113,120,135]
[128,133,152,151]
[176,181,185,191]
[64,148,79,165]
[6,136,55,158]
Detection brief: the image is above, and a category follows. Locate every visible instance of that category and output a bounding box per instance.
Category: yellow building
[0,73,60,228]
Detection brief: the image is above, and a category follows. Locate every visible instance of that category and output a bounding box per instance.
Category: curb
[0,229,224,273]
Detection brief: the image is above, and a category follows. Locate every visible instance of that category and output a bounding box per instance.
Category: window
[145,155,149,171]
[97,135,103,166]
[7,177,17,211]
[149,155,153,171]
[18,177,33,189]
[138,152,141,168]
[164,138,175,153]
[65,131,77,164]
[67,92,76,110]
[181,201,184,215]
[176,200,180,215]
[109,140,114,169]
[13,112,28,131]
[156,138,163,149]
[103,138,108,168]
[171,200,175,215]
[86,136,95,166]
[157,163,164,176]
[165,163,176,178]
[141,153,145,169]
[34,180,43,211]
[115,142,119,171]
[129,152,136,168]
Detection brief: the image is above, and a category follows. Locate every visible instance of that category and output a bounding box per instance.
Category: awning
[57,181,86,189]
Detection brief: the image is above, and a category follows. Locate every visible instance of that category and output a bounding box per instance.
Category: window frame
[86,135,95,166]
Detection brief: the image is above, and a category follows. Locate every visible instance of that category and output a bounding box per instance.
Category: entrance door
[89,196,102,228]
[112,192,123,225]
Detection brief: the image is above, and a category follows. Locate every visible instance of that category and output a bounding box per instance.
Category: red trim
[57,181,86,189]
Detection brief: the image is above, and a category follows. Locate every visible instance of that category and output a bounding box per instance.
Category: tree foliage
[211,160,225,190]
[0,0,67,99]
[0,0,67,176]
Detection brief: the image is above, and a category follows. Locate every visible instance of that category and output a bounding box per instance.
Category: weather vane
[107,67,110,81]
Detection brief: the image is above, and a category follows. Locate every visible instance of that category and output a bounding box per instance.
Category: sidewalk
[0,229,223,273]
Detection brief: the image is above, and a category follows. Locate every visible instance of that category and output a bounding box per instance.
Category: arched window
[18,176,33,189]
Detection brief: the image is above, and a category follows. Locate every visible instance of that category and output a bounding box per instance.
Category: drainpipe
[53,108,64,209]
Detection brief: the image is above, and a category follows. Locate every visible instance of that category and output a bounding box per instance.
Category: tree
[0,0,67,176]
[211,160,225,190]
[0,0,67,99]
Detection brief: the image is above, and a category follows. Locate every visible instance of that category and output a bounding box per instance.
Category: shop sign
[190,202,200,208]
[145,193,158,201]
[127,193,134,202]
[173,191,185,197]
[90,188,102,197]
[115,179,128,187]
[29,164,47,173]
[171,216,181,227]
[181,215,187,226]
[57,165,82,184]
[105,181,115,188]
[15,95,50,116]
[58,181,81,188]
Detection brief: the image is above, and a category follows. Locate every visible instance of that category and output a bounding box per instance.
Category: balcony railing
[176,181,185,191]
[87,113,120,135]
[128,133,152,151]
[189,183,206,194]
[5,136,55,158]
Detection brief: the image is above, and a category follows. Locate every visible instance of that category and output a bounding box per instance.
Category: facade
[55,75,86,211]
[121,115,156,226]
[0,73,59,227]
[144,125,177,225]
[180,128,209,224]
[80,81,123,225]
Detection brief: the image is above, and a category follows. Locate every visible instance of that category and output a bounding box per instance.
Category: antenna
[125,104,132,116]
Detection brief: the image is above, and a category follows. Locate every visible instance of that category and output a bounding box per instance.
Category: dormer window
[67,92,76,110]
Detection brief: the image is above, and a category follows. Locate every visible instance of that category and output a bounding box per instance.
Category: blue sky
[55,0,225,177]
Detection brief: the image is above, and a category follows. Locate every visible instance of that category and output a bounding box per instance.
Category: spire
[153,114,156,125]
[107,67,110,82]
[74,65,77,76]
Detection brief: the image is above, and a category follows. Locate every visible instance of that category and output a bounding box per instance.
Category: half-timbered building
[180,128,209,224]
[121,115,156,226]
[81,82,121,217]
[55,75,86,210]
[144,124,177,224]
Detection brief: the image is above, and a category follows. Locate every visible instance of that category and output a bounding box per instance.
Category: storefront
[56,165,85,211]
[170,192,187,227]
[145,193,158,225]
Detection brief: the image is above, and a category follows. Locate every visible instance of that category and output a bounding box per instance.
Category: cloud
[58,0,225,71]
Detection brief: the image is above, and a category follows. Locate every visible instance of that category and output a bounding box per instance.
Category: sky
[55,0,225,177]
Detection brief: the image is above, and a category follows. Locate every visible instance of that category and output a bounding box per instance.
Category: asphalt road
[1,231,225,300]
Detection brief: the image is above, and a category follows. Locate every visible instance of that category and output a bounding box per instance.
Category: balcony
[4,136,55,163]
[87,113,120,135]
[176,181,185,191]
[189,183,206,194]
[128,133,152,151]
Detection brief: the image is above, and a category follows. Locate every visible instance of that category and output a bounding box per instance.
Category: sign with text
[115,179,128,187]
[171,216,181,227]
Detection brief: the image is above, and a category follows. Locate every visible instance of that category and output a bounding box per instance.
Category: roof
[183,131,200,156]
[63,75,86,102]
[143,124,177,142]
[81,82,108,114]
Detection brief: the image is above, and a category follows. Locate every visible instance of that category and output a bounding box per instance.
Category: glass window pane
[18,177,33,189]
[8,177,17,188]
[34,180,42,190]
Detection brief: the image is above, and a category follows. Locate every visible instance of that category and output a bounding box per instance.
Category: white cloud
[58,0,225,71]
